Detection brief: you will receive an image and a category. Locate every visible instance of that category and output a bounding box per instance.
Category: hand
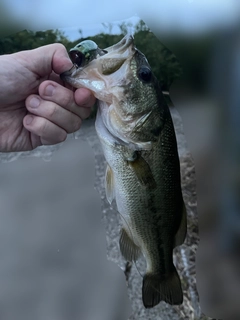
[0,43,95,152]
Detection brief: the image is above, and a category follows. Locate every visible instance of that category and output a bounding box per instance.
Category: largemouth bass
[61,35,187,308]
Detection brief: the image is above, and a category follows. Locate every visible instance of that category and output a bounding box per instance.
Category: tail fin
[142,268,183,308]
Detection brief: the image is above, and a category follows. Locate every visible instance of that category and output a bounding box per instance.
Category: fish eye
[69,51,85,68]
[138,66,152,83]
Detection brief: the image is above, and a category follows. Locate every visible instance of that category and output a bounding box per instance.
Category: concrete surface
[0,130,130,320]
[0,110,208,320]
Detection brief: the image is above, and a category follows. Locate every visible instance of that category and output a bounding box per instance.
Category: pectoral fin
[133,111,153,133]
[127,154,156,189]
[174,202,187,248]
[119,227,141,262]
[105,165,115,204]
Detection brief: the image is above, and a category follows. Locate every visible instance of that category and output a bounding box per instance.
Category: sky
[57,16,141,41]
[1,0,240,40]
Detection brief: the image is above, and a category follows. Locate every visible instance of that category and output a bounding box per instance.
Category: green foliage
[133,29,182,91]
[68,33,123,52]
[0,21,182,91]
[68,20,182,91]
[161,35,214,92]
[0,20,184,119]
[0,29,69,54]
[0,19,215,122]
[0,20,212,94]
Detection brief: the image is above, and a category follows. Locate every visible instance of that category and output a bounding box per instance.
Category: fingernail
[45,84,55,96]
[30,97,40,108]
[25,115,33,125]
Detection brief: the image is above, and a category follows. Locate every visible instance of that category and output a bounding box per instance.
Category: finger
[18,43,73,76]
[23,114,67,145]
[38,81,93,119]
[25,95,82,134]
[75,87,96,108]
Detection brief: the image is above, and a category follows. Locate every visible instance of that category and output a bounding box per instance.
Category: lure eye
[69,51,85,68]
[138,66,152,83]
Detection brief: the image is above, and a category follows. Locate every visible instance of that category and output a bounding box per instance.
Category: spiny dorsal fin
[133,111,153,132]
[105,164,115,204]
[119,227,141,262]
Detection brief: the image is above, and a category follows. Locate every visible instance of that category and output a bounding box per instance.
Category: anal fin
[119,228,141,262]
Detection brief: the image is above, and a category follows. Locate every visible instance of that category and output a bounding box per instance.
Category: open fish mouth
[60,34,161,148]
[61,34,135,81]
[103,34,135,54]
[60,35,187,309]
[60,34,139,113]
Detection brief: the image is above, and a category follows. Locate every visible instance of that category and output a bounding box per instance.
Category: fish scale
[61,34,187,308]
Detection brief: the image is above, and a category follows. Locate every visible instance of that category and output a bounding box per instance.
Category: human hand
[0,43,95,152]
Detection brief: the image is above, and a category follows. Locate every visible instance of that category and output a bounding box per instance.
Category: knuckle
[54,43,65,51]
[74,118,82,131]
[62,93,74,108]
[47,104,58,118]
[81,108,92,120]
[67,117,82,133]
[40,118,48,136]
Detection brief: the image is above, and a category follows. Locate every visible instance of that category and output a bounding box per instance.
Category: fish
[61,35,187,308]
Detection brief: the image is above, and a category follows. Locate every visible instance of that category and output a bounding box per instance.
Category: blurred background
[1,0,240,319]
[0,137,131,320]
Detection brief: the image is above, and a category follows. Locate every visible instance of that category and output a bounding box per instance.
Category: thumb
[18,43,73,76]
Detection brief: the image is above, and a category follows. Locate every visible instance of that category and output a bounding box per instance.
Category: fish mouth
[60,65,75,79]
[61,34,154,151]
[104,34,135,54]
[60,33,136,101]
[61,34,135,79]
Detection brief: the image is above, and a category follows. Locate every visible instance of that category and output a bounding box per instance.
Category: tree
[0,24,183,93]
[0,29,69,54]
